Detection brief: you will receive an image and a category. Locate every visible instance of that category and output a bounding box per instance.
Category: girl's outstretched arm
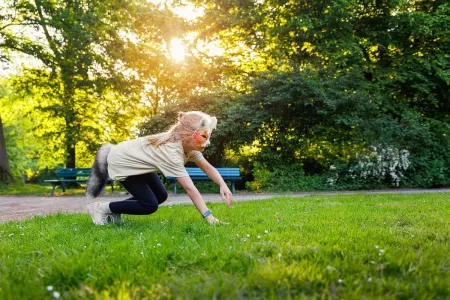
[176,176,227,224]
[195,159,233,208]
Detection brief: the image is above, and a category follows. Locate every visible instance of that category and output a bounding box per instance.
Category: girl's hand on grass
[220,184,233,208]
[206,214,229,225]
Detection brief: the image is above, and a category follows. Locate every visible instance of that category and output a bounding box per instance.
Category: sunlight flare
[169,38,186,62]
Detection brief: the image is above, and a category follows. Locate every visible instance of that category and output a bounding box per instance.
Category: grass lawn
[1,193,449,299]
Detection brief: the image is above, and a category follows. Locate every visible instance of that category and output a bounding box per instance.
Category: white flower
[8,233,14,237]
[338,279,343,283]
[140,252,144,255]
[264,230,269,234]
[47,286,53,291]
[380,249,384,253]
[53,291,60,298]
[257,236,261,239]
[246,234,250,238]
[157,243,162,247]
[375,245,379,249]
[368,277,372,282]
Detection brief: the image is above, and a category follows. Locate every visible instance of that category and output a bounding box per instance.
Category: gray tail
[86,144,113,199]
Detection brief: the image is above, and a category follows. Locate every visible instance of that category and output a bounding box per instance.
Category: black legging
[109,173,168,215]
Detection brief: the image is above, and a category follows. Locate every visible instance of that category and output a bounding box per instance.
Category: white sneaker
[86,202,110,225]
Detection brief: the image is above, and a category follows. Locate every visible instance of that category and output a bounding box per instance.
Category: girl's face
[192,129,209,146]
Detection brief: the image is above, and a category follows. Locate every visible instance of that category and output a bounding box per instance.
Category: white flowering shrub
[329,146,411,187]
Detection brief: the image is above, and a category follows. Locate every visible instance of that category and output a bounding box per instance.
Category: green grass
[1,193,449,299]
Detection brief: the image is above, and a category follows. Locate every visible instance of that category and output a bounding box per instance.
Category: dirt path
[1,188,450,223]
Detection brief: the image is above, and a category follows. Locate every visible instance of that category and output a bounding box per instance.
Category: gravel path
[1,188,450,223]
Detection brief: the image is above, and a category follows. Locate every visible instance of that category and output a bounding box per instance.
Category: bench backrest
[56,168,91,178]
[186,167,240,178]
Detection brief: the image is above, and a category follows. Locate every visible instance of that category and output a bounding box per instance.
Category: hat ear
[210,117,217,130]
[199,118,206,128]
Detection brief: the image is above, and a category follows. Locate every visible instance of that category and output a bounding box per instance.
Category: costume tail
[86,144,113,199]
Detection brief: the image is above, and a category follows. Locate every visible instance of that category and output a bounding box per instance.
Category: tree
[0,114,11,182]
[0,0,143,168]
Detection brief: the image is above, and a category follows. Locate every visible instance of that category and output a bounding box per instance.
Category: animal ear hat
[180,111,217,147]
[147,111,218,147]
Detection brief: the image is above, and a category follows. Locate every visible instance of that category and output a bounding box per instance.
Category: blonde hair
[147,111,217,147]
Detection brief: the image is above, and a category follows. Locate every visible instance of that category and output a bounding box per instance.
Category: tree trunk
[0,114,12,182]
[66,143,76,168]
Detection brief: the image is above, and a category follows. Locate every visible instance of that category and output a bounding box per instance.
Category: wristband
[202,209,212,218]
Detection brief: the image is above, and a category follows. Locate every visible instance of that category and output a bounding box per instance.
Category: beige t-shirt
[107,137,204,181]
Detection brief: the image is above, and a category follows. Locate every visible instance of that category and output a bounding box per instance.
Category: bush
[247,163,324,192]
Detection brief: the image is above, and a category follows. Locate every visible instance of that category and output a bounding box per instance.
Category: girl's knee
[158,190,168,204]
[142,204,158,215]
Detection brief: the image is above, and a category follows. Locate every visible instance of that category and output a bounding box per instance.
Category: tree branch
[34,0,61,62]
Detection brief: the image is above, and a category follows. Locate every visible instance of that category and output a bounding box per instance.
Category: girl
[86,111,232,225]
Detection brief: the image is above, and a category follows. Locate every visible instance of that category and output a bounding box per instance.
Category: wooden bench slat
[166,167,241,194]
[44,168,114,196]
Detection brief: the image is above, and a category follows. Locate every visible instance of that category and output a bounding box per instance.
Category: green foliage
[2,0,450,190]
[1,193,450,298]
[0,0,154,168]
[247,163,324,192]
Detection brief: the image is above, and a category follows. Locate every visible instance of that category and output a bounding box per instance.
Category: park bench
[44,168,114,196]
[165,167,241,194]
